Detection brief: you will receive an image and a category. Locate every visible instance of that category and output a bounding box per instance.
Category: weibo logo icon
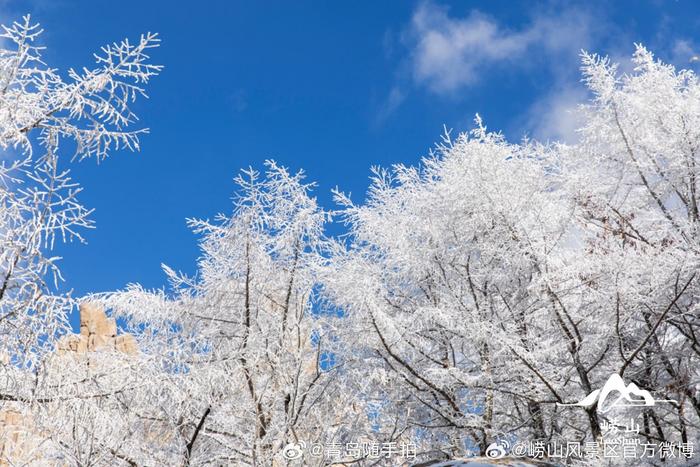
[558,374,677,414]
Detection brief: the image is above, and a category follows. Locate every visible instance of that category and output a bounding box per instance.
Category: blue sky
[4,0,700,312]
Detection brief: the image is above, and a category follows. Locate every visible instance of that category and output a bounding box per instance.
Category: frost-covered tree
[101,162,373,466]
[0,14,160,465]
[325,122,580,460]
[565,45,700,450]
[0,13,160,365]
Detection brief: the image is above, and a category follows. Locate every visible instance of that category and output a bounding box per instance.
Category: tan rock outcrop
[57,302,137,355]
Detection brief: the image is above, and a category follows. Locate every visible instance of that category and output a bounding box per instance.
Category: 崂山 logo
[559,373,677,413]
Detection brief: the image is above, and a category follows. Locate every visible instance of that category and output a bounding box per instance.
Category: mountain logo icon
[558,374,677,414]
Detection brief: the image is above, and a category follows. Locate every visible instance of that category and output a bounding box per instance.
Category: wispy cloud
[407,2,597,94]
[374,86,405,126]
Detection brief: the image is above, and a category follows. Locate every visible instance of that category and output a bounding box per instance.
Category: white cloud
[410,6,528,91]
[523,85,587,144]
[407,2,597,94]
[671,39,699,65]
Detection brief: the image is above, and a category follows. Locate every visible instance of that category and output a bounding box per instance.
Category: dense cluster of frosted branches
[98,162,375,465]
[324,47,700,464]
[0,14,698,467]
